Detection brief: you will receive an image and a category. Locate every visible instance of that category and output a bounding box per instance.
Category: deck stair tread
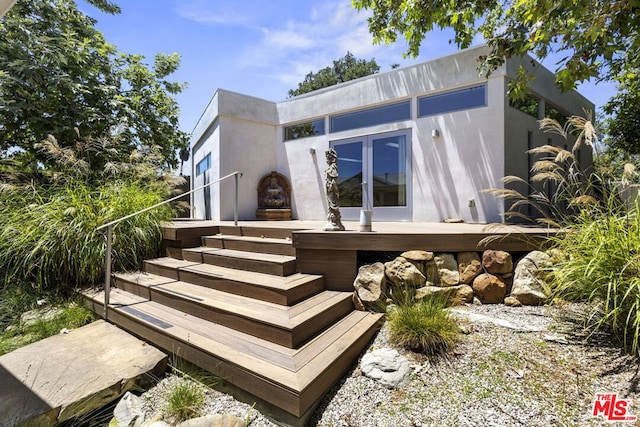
[185,248,295,263]
[116,267,322,293]
[217,225,301,239]
[82,288,383,416]
[121,276,351,329]
[202,234,295,256]
[182,247,297,276]
[113,274,353,347]
[124,261,323,306]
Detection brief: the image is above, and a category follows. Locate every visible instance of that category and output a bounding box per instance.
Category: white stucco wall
[189,46,593,223]
[277,46,507,223]
[191,90,278,220]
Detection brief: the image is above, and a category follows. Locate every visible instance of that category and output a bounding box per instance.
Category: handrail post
[104,224,112,319]
[97,170,242,316]
[234,172,239,226]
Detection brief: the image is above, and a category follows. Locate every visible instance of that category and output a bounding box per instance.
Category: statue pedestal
[256,208,291,221]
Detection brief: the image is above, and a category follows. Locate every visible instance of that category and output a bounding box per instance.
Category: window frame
[418,84,487,117]
[195,153,211,176]
[330,100,411,133]
[283,118,326,141]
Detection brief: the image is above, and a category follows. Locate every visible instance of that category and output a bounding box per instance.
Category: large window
[284,118,325,141]
[418,84,486,117]
[330,101,411,133]
[195,153,211,176]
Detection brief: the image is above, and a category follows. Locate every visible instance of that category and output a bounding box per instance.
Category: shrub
[0,179,173,290]
[549,202,640,356]
[165,377,206,422]
[485,113,640,357]
[387,295,459,357]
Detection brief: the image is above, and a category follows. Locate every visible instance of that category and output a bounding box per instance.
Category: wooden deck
[163,220,555,291]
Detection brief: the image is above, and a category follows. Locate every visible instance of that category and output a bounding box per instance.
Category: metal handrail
[97,170,243,317]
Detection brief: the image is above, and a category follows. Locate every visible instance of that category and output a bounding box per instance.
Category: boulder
[384,257,426,288]
[400,250,434,275]
[353,262,387,310]
[434,253,459,286]
[510,251,553,305]
[415,284,473,305]
[361,348,411,388]
[113,392,144,427]
[458,252,482,284]
[504,296,522,307]
[472,273,506,304]
[482,250,513,275]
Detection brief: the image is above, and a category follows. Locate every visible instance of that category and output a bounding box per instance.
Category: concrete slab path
[0,320,167,426]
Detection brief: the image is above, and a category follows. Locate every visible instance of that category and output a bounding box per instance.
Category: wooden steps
[182,248,297,276]
[83,289,381,418]
[115,265,323,306]
[203,234,295,256]
[84,223,383,421]
[112,272,352,348]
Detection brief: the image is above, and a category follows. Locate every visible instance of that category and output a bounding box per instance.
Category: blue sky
[79,0,617,136]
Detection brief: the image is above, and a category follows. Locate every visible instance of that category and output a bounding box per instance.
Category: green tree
[603,73,640,155]
[352,0,639,93]
[0,0,189,170]
[288,52,380,97]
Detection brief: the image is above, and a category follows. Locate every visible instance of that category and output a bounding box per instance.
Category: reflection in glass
[334,142,363,207]
[418,84,486,117]
[283,118,325,141]
[372,136,406,207]
[330,101,411,133]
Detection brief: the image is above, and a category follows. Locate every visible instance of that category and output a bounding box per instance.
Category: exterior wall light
[432,129,440,138]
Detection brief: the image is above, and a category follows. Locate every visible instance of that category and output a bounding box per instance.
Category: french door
[331,130,411,221]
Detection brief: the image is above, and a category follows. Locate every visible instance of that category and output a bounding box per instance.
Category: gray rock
[353,262,387,310]
[511,251,553,305]
[361,348,411,388]
[415,284,473,305]
[113,392,144,427]
[458,252,482,285]
[482,250,513,275]
[384,257,426,288]
[504,296,522,307]
[400,250,434,275]
[434,253,459,286]
[20,307,64,327]
[0,320,167,427]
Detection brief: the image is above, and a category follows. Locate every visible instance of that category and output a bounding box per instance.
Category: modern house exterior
[189,45,594,224]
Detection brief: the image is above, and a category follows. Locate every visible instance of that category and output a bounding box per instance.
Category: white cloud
[236,0,411,88]
[174,1,253,27]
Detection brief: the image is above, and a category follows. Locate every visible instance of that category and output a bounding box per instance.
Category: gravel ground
[139,303,640,427]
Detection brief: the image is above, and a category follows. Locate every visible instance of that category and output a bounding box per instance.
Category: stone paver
[0,320,167,426]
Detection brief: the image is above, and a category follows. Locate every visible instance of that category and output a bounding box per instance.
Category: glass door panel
[372,135,407,207]
[334,141,363,208]
[331,130,411,221]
